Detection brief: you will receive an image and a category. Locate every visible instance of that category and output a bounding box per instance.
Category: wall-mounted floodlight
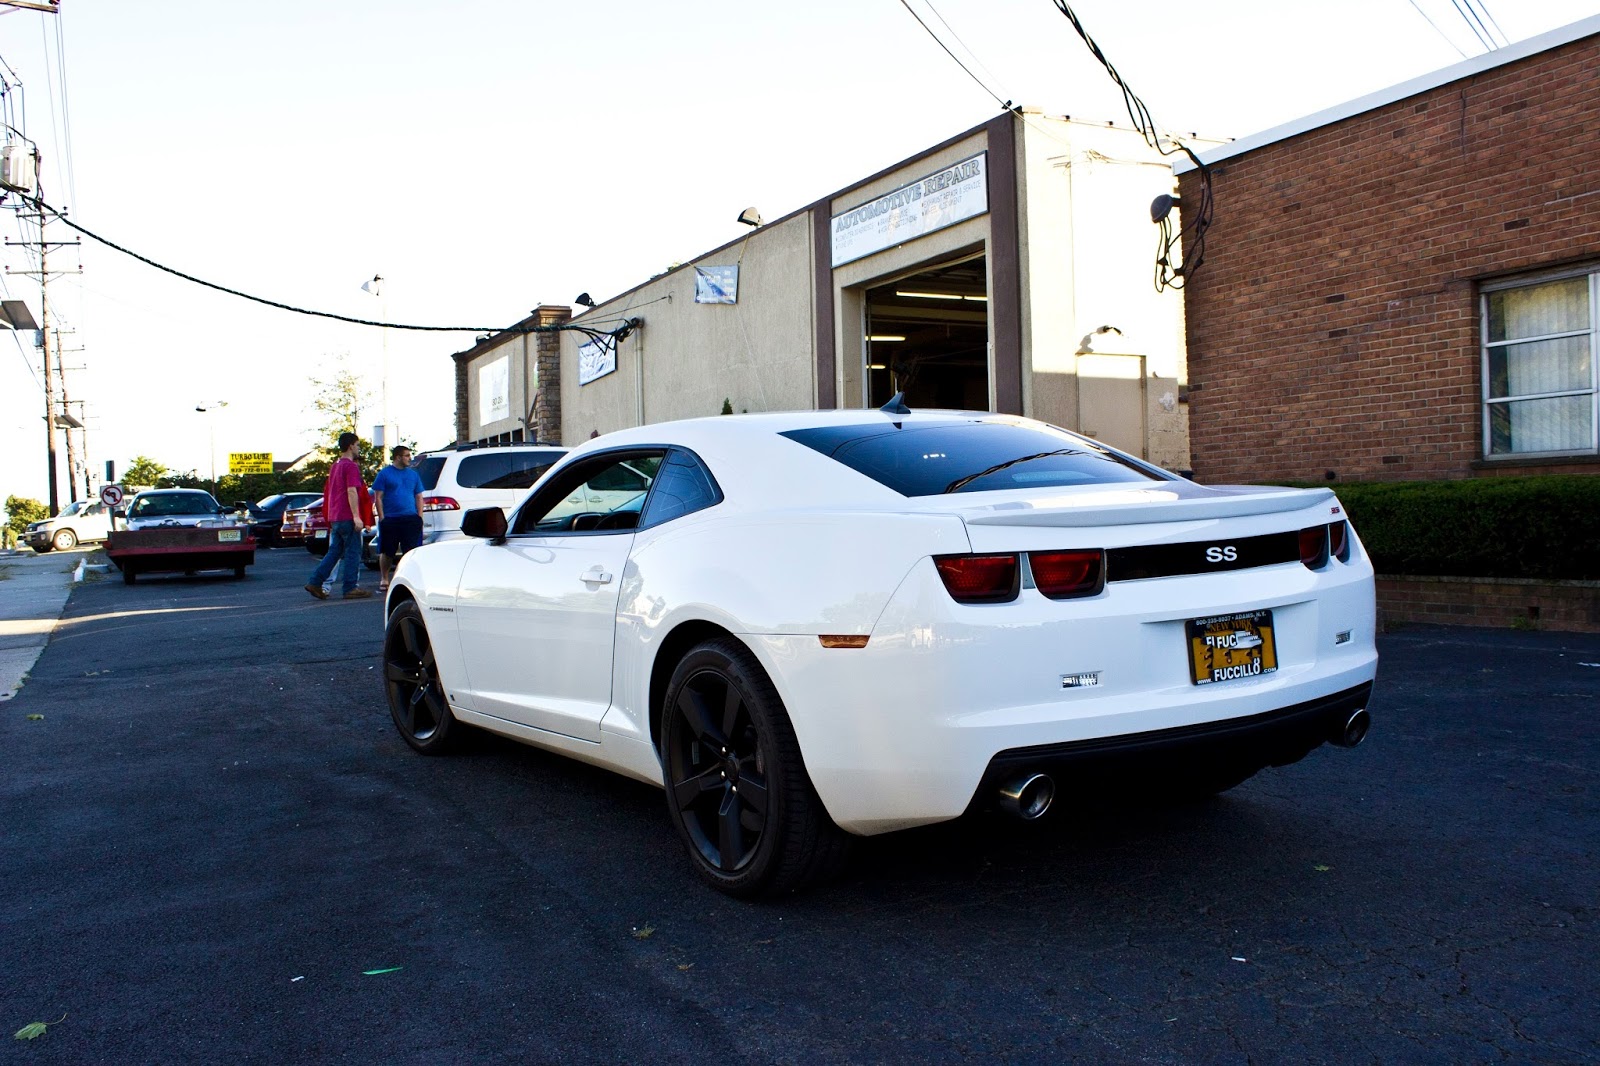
[574,292,596,308]
[736,207,763,227]
[1150,194,1180,223]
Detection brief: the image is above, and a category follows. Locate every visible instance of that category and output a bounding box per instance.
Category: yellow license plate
[1186,610,1277,685]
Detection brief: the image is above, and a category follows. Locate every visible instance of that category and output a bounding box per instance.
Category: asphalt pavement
[1,546,1597,1064]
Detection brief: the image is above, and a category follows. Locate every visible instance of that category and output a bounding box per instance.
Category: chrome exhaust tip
[1330,708,1371,748]
[997,773,1055,820]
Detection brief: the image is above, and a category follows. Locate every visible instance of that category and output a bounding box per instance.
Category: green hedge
[1295,476,1600,581]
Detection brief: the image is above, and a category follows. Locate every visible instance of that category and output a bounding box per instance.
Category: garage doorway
[864,257,989,410]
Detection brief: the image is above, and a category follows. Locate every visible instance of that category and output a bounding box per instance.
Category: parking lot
[2,546,1597,1063]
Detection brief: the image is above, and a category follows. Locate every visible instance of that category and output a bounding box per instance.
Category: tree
[122,455,167,490]
[5,495,46,538]
[305,357,383,481]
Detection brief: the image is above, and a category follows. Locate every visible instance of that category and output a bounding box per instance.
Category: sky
[1,0,1595,508]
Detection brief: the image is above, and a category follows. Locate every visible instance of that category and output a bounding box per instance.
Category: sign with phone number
[229,452,273,474]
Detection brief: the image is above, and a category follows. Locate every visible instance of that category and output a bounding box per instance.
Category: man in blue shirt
[371,445,426,592]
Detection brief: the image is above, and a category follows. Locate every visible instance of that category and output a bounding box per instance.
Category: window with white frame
[1481,270,1599,458]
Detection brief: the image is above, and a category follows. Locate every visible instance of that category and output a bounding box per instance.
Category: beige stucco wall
[557,211,817,442]
[455,114,1219,470]
[463,332,538,440]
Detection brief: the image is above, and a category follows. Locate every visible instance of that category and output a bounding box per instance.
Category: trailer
[106,524,257,584]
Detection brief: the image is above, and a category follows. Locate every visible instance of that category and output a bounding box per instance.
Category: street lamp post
[195,401,229,499]
[361,274,388,446]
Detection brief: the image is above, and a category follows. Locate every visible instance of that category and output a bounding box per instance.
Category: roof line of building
[1175,14,1600,173]
[558,112,1009,328]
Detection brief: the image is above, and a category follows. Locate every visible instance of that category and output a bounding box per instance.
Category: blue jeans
[308,520,362,593]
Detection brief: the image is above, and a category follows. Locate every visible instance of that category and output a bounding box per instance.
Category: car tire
[234,566,247,579]
[660,637,849,897]
[122,567,135,585]
[52,528,77,550]
[383,599,461,754]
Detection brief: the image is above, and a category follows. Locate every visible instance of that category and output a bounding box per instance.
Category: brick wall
[1378,575,1600,633]
[1178,33,1600,485]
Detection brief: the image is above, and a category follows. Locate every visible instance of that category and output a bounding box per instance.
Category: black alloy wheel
[661,638,848,896]
[383,600,459,754]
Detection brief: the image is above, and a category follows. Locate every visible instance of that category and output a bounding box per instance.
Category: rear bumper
[972,681,1372,807]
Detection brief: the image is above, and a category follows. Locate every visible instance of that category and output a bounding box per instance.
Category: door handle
[580,567,613,585]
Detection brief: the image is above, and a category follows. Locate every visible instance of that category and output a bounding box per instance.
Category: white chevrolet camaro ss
[383,407,1378,896]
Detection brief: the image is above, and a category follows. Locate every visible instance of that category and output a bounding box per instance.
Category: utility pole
[7,202,82,516]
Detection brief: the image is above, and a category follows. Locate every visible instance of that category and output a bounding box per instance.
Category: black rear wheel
[661,638,848,896]
[383,599,460,754]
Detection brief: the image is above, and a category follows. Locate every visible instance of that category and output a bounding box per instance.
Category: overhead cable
[1047,1,1211,289]
[1448,0,1495,51]
[1404,0,1470,57]
[896,0,1018,114]
[21,196,639,344]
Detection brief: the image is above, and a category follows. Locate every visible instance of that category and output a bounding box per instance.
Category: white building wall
[1016,113,1224,469]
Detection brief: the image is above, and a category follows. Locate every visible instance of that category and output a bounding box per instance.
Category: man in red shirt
[304,431,373,600]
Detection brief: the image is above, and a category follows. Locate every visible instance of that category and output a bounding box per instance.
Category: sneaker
[343,587,374,599]
[304,584,329,600]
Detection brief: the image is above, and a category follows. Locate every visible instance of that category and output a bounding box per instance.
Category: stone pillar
[451,350,472,442]
[530,304,570,444]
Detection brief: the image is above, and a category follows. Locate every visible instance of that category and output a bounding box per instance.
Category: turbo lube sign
[831,152,988,268]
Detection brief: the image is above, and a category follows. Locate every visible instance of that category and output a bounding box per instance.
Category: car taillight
[1328,520,1350,563]
[934,554,1020,604]
[1029,549,1105,599]
[422,496,460,512]
[1299,525,1330,569]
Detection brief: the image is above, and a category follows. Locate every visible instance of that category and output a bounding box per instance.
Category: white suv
[412,443,569,543]
[24,498,114,552]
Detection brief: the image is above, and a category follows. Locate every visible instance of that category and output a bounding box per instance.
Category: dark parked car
[244,492,321,547]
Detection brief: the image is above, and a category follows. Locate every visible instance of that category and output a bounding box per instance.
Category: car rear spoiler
[961,487,1336,528]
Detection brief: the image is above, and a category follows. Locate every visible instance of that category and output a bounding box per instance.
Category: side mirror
[461,507,507,540]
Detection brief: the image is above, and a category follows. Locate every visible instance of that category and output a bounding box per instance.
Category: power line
[1046,0,1212,290]
[23,196,638,343]
[48,7,75,209]
[896,0,1017,114]
[920,0,1014,107]
[1469,0,1509,48]
[1448,0,1494,51]
[1404,0,1470,57]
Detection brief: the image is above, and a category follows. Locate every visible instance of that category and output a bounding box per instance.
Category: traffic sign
[99,484,125,507]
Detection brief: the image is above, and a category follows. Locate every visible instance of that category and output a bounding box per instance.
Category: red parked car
[297,498,379,569]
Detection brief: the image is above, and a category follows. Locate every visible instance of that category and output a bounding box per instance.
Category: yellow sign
[229,452,273,475]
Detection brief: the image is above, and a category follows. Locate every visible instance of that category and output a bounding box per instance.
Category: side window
[455,450,564,489]
[1481,271,1598,458]
[639,450,722,528]
[511,451,664,534]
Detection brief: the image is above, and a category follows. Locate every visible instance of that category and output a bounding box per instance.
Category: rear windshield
[780,420,1167,497]
[454,449,566,490]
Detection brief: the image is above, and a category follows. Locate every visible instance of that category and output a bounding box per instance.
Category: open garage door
[864,257,989,410]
